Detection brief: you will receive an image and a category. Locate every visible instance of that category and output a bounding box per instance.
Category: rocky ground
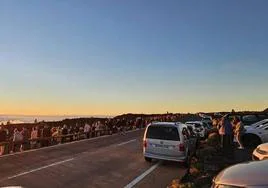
[168,133,252,188]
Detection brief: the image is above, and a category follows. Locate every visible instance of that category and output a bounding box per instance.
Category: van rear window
[146,126,180,141]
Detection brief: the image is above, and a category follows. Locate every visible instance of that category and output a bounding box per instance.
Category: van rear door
[145,125,184,157]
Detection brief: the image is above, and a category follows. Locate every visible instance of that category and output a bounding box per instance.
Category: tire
[242,134,262,148]
[144,157,152,162]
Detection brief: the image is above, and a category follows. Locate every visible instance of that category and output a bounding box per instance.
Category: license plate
[153,144,172,149]
[153,144,162,148]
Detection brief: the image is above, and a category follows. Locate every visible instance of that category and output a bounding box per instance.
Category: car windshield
[251,119,268,127]
[146,126,180,141]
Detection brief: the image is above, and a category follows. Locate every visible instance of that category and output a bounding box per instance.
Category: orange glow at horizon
[1,99,267,116]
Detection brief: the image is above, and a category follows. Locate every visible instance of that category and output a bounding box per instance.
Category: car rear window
[146,126,180,141]
[193,123,202,128]
[186,123,201,128]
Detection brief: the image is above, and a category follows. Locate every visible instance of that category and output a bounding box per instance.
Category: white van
[143,122,196,165]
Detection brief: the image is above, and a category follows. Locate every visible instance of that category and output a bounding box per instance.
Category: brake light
[143,140,147,148]
[179,143,185,151]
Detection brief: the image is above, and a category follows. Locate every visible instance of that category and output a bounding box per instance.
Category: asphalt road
[0,129,187,188]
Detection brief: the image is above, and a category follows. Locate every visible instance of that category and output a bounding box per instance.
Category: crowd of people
[0,114,184,155]
[213,114,246,157]
[2,113,239,156]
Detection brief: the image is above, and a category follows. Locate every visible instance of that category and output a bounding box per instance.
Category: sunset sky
[1,0,268,116]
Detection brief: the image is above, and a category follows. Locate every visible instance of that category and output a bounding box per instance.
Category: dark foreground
[0,129,186,188]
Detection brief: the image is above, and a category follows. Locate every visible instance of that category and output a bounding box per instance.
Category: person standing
[41,125,51,147]
[219,115,233,156]
[0,126,7,155]
[233,117,245,149]
[74,123,80,140]
[61,125,68,143]
[11,128,23,153]
[84,123,91,139]
[20,127,29,151]
[30,127,38,149]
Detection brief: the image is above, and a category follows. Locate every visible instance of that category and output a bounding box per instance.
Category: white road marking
[124,162,160,188]
[0,129,144,159]
[7,158,74,180]
[117,139,136,146]
[3,138,135,182]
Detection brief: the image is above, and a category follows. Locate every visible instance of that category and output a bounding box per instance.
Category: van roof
[150,122,183,127]
[186,121,202,124]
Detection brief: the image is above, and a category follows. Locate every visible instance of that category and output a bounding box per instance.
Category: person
[135,118,141,129]
[30,127,38,149]
[218,115,233,156]
[84,123,91,139]
[69,126,74,142]
[41,125,51,147]
[0,126,7,155]
[95,121,101,137]
[233,117,245,149]
[120,125,126,135]
[61,125,68,143]
[11,128,23,153]
[50,126,58,144]
[74,123,80,140]
[91,124,96,137]
[20,127,29,151]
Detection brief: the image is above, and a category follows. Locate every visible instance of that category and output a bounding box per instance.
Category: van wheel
[144,157,152,162]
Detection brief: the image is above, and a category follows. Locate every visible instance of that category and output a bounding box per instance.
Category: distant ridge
[0,120,25,125]
[0,115,113,125]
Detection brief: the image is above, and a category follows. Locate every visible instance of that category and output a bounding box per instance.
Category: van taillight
[143,140,147,148]
[179,143,185,151]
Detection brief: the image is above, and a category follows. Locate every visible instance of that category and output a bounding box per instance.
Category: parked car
[252,143,268,161]
[198,113,213,126]
[212,160,268,187]
[202,121,213,130]
[185,121,207,138]
[228,113,268,126]
[143,122,197,165]
[248,119,268,129]
[242,119,268,148]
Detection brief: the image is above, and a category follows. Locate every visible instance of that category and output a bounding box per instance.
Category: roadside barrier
[0,128,128,155]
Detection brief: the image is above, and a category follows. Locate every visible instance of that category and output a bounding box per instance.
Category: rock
[196,146,216,160]
[207,133,220,147]
[167,179,180,188]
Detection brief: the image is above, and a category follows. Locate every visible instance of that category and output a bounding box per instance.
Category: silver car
[143,122,196,164]
[185,121,207,138]
[212,160,268,188]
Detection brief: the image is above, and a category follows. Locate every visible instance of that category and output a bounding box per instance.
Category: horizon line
[0,108,266,117]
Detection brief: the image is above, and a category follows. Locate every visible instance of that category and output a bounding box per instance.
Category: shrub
[191,162,204,172]
[196,146,216,160]
[189,167,200,177]
[179,182,196,188]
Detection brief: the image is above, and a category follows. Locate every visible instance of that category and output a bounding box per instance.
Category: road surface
[0,129,187,188]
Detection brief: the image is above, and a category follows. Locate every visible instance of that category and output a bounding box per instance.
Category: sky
[0,0,268,116]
